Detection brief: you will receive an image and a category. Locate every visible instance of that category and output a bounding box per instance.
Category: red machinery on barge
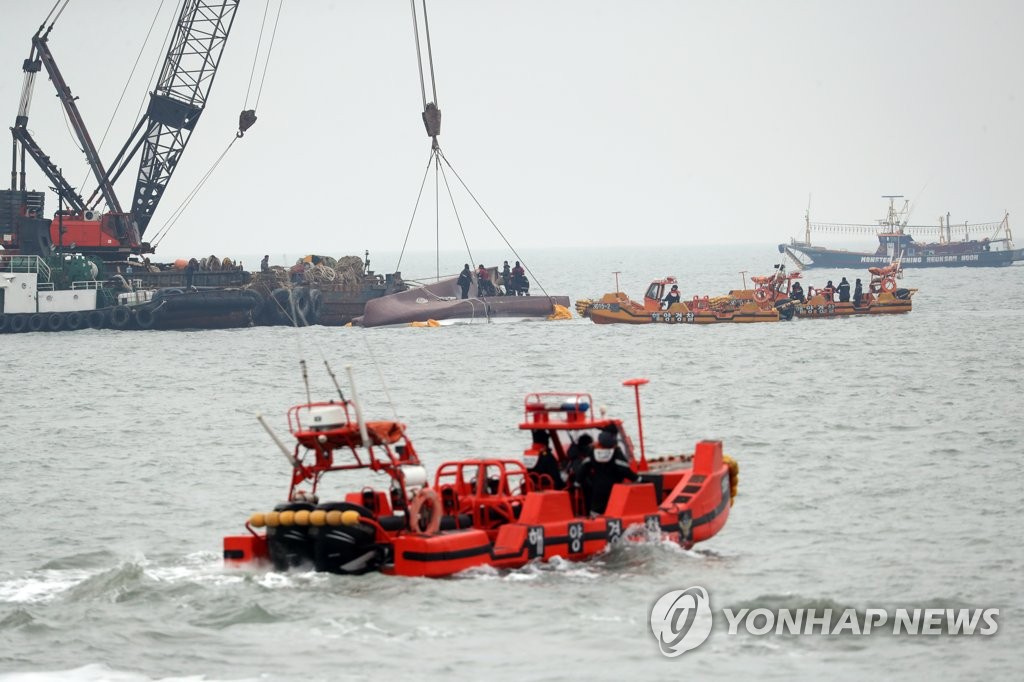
[224,378,738,577]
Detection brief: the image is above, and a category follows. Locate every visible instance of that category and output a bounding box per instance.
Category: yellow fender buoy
[547,304,573,320]
[249,512,266,528]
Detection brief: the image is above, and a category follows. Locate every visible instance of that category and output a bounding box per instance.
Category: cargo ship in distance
[779,196,1023,268]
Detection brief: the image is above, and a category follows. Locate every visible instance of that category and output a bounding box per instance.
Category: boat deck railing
[0,255,50,280]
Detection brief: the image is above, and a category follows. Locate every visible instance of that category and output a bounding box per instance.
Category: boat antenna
[256,413,301,468]
[345,365,372,450]
[622,378,650,469]
[299,359,312,406]
[323,360,347,402]
[613,271,621,293]
[739,270,748,289]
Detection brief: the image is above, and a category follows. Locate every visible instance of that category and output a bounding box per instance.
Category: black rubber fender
[9,314,29,333]
[307,288,323,325]
[64,311,84,331]
[28,314,46,332]
[271,287,293,324]
[109,306,132,329]
[86,309,106,329]
[0,313,8,333]
[293,287,312,325]
[45,312,65,332]
[134,306,157,330]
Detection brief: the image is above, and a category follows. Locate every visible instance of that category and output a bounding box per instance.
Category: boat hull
[225,442,735,578]
[780,243,1024,268]
[354,276,570,327]
[588,292,778,324]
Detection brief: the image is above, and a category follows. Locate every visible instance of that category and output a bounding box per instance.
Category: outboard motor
[266,501,317,570]
[309,502,386,574]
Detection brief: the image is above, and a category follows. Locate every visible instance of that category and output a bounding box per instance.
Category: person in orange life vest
[524,430,563,490]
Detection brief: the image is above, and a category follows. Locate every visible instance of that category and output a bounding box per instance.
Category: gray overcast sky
[2,0,1022,261]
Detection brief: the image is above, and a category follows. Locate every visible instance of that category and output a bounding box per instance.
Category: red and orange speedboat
[587,276,781,324]
[224,377,738,577]
[729,263,916,317]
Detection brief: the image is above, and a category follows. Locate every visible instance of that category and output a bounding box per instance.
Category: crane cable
[79,0,168,196]
[435,147,551,300]
[151,0,283,246]
[401,0,551,299]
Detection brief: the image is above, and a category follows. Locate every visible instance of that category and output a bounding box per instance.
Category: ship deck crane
[2,0,241,258]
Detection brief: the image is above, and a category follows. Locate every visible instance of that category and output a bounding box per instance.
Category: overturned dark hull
[353,276,570,327]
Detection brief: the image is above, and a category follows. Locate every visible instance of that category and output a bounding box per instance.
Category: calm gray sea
[1,245,1022,681]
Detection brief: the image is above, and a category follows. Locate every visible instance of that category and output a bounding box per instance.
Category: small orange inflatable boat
[588,276,781,324]
[224,378,737,577]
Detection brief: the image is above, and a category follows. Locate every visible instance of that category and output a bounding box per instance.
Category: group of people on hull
[457,261,530,299]
[789,276,865,306]
[523,426,638,516]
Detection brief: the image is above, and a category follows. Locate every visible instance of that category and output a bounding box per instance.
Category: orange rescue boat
[588,276,782,324]
[223,376,738,577]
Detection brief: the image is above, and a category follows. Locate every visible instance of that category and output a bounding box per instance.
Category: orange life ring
[881,276,896,292]
[408,488,441,534]
[753,288,769,304]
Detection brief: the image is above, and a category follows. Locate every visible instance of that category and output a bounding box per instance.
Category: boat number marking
[527,526,544,558]
[645,514,661,537]
[606,518,622,544]
[568,522,584,554]
[650,312,694,323]
[591,303,620,311]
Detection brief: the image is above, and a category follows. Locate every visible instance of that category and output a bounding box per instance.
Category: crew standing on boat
[457,264,472,299]
[853,278,863,306]
[477,264,495,297]
[663,284,681,306]
[837,277,851,303]
[524,430,564,490]
[261,254,270,272]
[587,425,638,515]
[824,280,835,302]
[564,434,595,513]
[790,281,805,302]
[500,260,512,295]
[511,261,527,296]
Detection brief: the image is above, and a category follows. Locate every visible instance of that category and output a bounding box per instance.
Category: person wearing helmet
[587,426,638,515]
[524,430,563,490]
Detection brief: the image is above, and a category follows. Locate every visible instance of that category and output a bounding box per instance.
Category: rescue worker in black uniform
[525,430,563,490]
[837,277,851,303]
[853,278,863,306]
[790,281,805,302]
[663,284,681,306]
[584,425,638,515]
[457,264,472,299]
